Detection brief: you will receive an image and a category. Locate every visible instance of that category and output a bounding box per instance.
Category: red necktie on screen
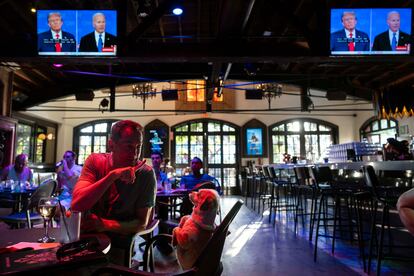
[55,33,61,52]
[348,32,355,51]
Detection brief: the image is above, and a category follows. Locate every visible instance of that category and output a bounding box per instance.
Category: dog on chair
[172,189,220,270]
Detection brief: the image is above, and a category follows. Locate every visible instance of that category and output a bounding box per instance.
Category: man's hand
[111,162,145,184]
[81,213,109,233]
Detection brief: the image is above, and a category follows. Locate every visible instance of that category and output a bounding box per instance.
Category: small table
[0,229,110,275]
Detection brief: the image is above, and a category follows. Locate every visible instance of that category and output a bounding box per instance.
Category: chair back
[310,166,333,187]
[362,165,381,201]
[262,166,270,178]
[294,167,311,186]
[193,199,243,275]
[27,179,57,210]
[193,181,217,191]
[268,166,277,179]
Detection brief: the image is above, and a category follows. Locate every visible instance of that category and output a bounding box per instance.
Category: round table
[0,228,111,254]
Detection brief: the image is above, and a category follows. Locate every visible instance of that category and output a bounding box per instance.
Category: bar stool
[311,166,366,265]
[363,165,414,276]
[293,166,318,238]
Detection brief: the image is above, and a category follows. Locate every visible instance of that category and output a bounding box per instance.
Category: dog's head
[190,189,219,211]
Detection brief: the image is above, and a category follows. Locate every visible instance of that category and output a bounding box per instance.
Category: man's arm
[82,207,152,235]
[71,155,139,212]
[397,188,414,236]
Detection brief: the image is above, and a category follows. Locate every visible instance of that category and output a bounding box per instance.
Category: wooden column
[0,67,13,117]
[0,67,16,169]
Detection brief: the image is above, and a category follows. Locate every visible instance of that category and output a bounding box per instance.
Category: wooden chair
[93,199,243,276]
[0,179,56,228]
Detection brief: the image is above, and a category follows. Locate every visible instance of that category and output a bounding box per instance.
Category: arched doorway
[172,119,240,195]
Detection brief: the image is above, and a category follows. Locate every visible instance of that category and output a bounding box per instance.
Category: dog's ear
[200,197,213,211]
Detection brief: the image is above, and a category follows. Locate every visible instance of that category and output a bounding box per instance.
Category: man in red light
[71,120,156,264]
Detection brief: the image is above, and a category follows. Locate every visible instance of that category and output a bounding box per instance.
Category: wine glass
[37,197,58,243]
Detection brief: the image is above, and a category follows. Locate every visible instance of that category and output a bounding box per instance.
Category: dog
[172,189,220,270]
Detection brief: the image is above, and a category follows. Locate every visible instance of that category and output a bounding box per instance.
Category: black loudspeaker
[326,90,347,101]
[75,89,95,101]
[245,89,263,99]
[161,89,178,101]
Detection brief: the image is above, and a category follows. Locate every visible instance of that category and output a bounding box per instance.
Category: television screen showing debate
[37,10,117,56]
[330,8,411,55]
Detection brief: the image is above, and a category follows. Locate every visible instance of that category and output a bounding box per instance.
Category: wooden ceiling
[0,0,414,110]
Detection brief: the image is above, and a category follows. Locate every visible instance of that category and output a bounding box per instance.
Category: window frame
[359,117,398,145]
[269,118,338,163]
[73,119,118,165]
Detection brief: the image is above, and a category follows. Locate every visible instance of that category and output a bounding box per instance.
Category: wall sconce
[132,83,157,110]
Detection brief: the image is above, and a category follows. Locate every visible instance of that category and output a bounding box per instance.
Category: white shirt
[94,31,105,48]
[344,29,355,46]
[388,30,399,47]
[51,30,63,45]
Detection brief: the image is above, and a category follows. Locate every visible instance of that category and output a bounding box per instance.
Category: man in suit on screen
[372,11,411,51]
[38,12,76,52]
[79,12,117,52]
[330,11,370,52]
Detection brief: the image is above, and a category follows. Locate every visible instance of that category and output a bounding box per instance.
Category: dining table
[0,228,110,275]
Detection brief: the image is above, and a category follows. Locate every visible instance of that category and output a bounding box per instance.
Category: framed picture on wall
[143,120,169,158]
[242,119,267,158]
[246,128,263,156]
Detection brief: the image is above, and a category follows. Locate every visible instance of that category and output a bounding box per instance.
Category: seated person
[1,154,34,186]
[151,151,170,192]
[71,120,156,265]
[179,157,221,216]
[56,150,82,210]
[384,138,412,161]
[397,188,414,236]
[179,157,221,193]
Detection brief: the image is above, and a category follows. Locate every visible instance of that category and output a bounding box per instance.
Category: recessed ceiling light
[172,8,183,15]
[30,8,36,13]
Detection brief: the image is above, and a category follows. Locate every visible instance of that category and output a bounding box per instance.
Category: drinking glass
[37,197,58,243]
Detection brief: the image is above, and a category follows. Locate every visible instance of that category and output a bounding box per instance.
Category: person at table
[179,157,219,191]
[398,188,414,236]
[372,11,411,51]
[56,150,82,210]
[1,154,34,186]
[151,151,170,192]
[71,120,156,265]
[179,157,221,217]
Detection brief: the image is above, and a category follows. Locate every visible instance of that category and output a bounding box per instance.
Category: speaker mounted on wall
[161,89,178,101]
[75,89,95,101]
[245,89,263,100]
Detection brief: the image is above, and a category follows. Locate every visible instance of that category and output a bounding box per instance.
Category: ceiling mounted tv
[330,8,411,55]
[37,10,117,56]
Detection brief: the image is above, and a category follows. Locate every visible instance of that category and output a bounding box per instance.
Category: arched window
[73,120,118,164]
[269,119,338,163]
[360,117,398,145]
[172,119,239,194]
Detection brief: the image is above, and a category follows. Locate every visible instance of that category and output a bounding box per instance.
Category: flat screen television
[37,10,117,56]
[330,8,411,55]
[144,127,169,158]
[246,128,263,156]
